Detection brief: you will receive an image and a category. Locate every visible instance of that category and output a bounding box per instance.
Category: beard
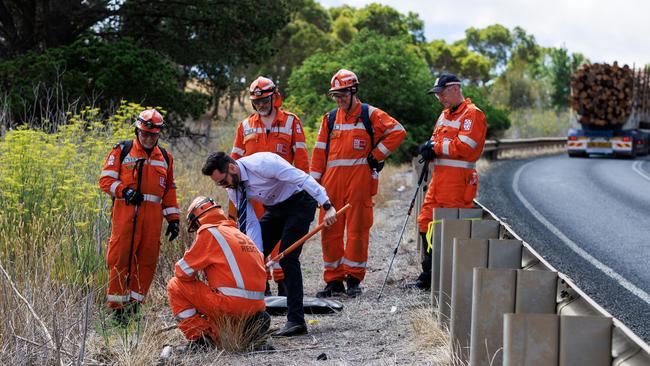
[226,172,240,189]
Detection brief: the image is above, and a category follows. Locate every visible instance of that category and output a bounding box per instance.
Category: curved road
[478,154,650,341]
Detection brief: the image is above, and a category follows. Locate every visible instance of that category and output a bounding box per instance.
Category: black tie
[237,184,247,234]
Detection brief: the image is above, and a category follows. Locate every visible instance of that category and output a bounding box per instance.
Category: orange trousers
[417,166,477,232]
[320,166,374,283]
[166,277,266,341]
[106,201,163,308]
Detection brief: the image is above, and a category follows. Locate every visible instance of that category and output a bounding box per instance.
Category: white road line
[631,160,650,182]
[513,162,650,305]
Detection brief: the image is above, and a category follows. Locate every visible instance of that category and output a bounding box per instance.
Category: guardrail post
[450,238,489,361]
[438,219,472,322]
[559,315,612,366]
[469,268,517,366]
[515,269,557,314]
[430,208,459,309]
[504,313,559,366]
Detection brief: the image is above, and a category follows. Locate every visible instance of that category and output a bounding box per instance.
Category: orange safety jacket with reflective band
[231,110,309,173]
[175,220,267,301]
[417,98,486,233]
[310,101,406,181]
[99,138,180,221]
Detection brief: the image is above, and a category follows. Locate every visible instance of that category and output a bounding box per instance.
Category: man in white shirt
[202,151,337,337]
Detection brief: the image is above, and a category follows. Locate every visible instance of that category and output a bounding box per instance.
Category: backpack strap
[325,108,338,161]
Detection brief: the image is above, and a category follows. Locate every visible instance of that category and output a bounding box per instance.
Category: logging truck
[567,62,650,158]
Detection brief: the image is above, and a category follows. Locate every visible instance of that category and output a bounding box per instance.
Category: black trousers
[260,191,317,325]
[418,232,432,284]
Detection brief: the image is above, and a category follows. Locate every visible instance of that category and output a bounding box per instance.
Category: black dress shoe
[404,279,431,291]
[346,276,362,298]
[272,321,308,337]
[316,280,345,298]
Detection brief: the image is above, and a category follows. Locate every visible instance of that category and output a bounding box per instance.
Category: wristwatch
[322,201,332,211]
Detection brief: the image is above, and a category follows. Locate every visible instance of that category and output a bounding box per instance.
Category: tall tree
[0,0,111,58]
[465,24,512,70]
[549,47,571,109]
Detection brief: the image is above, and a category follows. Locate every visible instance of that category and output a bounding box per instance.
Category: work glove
[419,140,436,162]
[367,153,385,172]
[123,188,144,206]
[166,220,180,241]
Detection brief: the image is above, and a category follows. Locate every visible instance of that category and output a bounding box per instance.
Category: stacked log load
[570,62,636,129]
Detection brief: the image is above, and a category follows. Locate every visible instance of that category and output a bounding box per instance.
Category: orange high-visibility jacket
[99,138,180,222]
[417,98,487,232]
[175,219,267,301]
[309,102,406,182]
[231,110,309,173]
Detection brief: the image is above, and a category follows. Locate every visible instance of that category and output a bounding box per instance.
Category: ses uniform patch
[296,124,302,134]
[276,143,288,155]
[107,155,115,166]
[353,138,367,150]
[160,176,166,188]
[463,119,473,131]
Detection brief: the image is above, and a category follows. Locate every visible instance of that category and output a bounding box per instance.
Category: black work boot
[110,307,129,327]
[276,280,287,297]
[404,274,431,291]
[346,276,362,298]
[264,281,272,296]
[316,281,345,298]
[272,321,308,337]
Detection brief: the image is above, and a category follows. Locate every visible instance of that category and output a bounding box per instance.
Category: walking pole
[377,160,430,301]
[265,204,351,269]
[125,158,146,291]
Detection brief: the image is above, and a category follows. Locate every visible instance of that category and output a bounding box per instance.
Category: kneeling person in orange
[167,196,269,350]
[99,108,180,323]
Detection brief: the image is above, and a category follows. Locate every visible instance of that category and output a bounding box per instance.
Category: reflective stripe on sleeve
[130,291,145,301]
[231,147,245,156]
[284,115,294,130]
[294,142,307,149]
[101,170,119,179]
[110,181,122,196]
[310,172,322,180]
[458,135,478,149]
[314,142,327,150]
[377,142,391,156]
[163,207,180,216]
[384,125,405,134]
[107,294,130,303]
[177,258,195,276]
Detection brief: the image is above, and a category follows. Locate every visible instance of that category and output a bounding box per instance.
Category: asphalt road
[477,153,650,342]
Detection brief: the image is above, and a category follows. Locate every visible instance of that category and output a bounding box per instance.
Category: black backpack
[115,140,170,167]
[325,103,384,172]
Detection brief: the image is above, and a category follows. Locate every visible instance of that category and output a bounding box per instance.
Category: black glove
[419,140,436,162]
[123,188,144,206]
[166,220,180,241]
[367,153,385,172]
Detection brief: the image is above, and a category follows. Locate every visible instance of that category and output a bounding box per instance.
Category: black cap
[428,73,461,94]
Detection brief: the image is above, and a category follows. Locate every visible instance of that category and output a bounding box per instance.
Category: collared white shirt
[226,152,330,250]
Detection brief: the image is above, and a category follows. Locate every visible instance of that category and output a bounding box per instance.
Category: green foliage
[424,40,491,83]
[333,15,358,43]
[465,24,513,69]
[0,38,209,129]
[550,47,572,109]
[507,108,571,138]
[0,102,143,285]
[352,4,410,39]
[286,31,436,161]
[463,85,511,138]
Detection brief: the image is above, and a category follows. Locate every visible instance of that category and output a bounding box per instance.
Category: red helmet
[135,109,164,133]
[329,69,359,93]
[186,196,221,232]
[249,76,282,108]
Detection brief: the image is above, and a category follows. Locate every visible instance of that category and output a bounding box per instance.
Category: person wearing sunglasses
[230,76,310,297]
[310,69,406,299]
[99,108,181,325]
[202,151,337,337]
[406,73,487,291]
[165,196,271,354]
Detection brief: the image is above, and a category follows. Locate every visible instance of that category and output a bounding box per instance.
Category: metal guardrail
[482,137,567,159]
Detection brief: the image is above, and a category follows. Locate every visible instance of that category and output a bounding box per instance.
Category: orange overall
[230,109,308,282]
[417,98,487,232]
[99,138,179,308]
[311,102,406,283]
[166,212,267,342]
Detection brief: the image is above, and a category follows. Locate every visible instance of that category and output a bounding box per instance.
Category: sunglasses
[252,95,273,106]
[138,129,160,138]
[329,91,350,100]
